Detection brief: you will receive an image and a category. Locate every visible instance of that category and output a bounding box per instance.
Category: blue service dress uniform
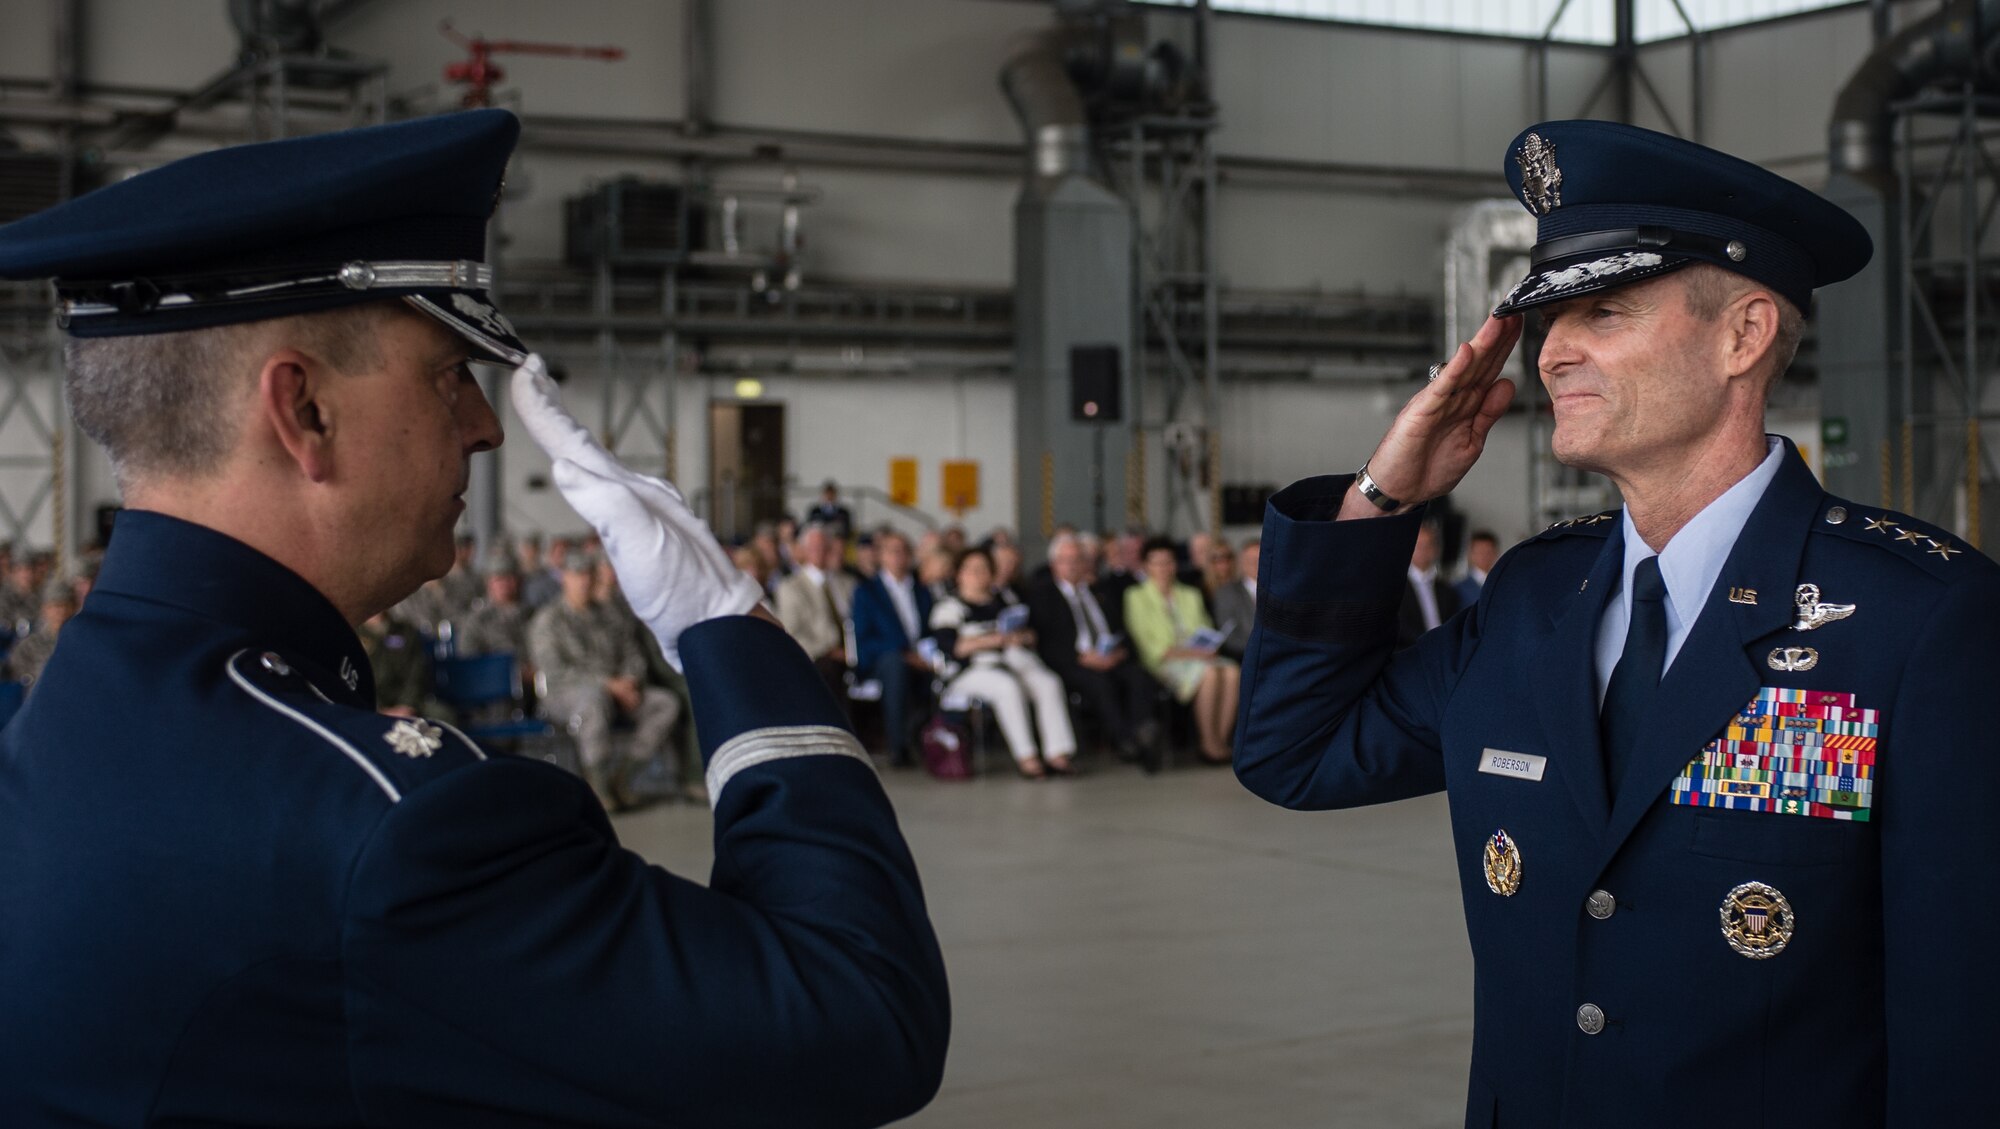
[0,511,949,1127]
[1234,441,2000,1127]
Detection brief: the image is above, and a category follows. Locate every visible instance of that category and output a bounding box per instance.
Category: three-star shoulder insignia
[1836,508,1980,569]
[1544,511,1617,534]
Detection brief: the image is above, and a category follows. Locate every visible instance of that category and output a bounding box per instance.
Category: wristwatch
[1355,463,1407,512]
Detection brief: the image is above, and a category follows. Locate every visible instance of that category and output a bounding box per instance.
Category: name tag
[1478,748,1547,782]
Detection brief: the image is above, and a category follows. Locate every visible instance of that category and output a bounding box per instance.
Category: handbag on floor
[918,713,974,780]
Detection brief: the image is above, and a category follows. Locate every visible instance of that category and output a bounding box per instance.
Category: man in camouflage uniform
[357,610,446,720]
[455,549,531,661]
[5,576,77,687]
[527,554,681,809]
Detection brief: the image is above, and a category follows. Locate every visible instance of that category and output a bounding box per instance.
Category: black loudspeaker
[1069,344,1122,423]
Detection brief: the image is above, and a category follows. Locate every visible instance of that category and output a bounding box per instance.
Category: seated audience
[850,530,934,767]
[1398,520,1461,649]
[1204,539,1255,661]
[918,545,956,603]
[929,548,1077,778]
[1028,533,1165,772]
[455,549,533,684]
[1125,536,1240,765]
[5,577,77,687]
[527,554,682,811]
[773,524,858,714]
[358,608,445,721]
[1456,528,1500,608]
[1179,531,1215,588]
[0,553,39,635]
[1099,530,1143,602]
[992,542,1026,605]
[517,534,559,609]
[853,532,880,580]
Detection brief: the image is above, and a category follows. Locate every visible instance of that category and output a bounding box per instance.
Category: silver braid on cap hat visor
[59,260,493,319]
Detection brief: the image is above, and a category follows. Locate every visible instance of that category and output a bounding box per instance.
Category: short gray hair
[1680,264,1805,383]
[63,303,386,489]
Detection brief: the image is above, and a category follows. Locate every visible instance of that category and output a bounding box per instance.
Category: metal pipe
[999,27,1091,179]
[1830,0,2000,192]
[1198,0,1221,534]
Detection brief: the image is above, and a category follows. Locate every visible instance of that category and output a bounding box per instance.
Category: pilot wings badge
[1791,584,1855,632]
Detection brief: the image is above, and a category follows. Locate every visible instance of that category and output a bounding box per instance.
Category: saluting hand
[509,355,765,670]
[1340,315,1522,519]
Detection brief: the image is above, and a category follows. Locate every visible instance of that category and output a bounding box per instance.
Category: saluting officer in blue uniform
[1235,120,1998,1127]
[0,110,949,1127]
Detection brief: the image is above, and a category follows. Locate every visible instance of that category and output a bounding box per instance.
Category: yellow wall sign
[889,457,919,507]
[942,461,980,513]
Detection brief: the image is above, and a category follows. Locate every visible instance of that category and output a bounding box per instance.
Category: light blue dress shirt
[1592,436,1787,706]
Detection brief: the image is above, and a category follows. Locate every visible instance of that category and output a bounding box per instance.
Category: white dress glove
[509,354,765,669]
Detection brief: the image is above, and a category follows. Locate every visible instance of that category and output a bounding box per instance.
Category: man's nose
[462,378,504,454]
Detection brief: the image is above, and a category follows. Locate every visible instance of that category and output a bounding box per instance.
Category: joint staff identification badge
[1720,881,1794,959]
[1669,687,1880,822]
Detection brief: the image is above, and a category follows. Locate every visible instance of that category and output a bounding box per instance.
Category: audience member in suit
[1454,528,1500,609]
[929,548,1076,779]
[1028,533,1165,772]
[773,524,858,714]
[806,481,854,542]
[1125,537,1239,765]
[852,532,879,581]
[850,531,935,767]
[918,546,955,604]
[1205,540,1256,661]
[1178,531,1216,588]
[1397,520,1462,650]
[1239,539,1260,600]
[1098,530,1144,604]
[992,542,1026,605]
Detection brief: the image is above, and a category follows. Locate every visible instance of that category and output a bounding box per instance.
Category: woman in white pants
[928,548,1077,778]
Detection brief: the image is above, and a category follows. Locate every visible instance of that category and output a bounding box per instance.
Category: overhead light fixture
[735,378,764,399]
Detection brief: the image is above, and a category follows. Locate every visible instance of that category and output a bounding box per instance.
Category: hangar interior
[4,0,1982,560]
[0,1,1988,1126]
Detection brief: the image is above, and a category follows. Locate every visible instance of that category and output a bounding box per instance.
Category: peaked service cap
[0,108,527,364]
[1493,120,1871,318]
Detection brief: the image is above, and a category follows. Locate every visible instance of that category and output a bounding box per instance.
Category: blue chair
[0,679,27,729]
[432,653,561,758]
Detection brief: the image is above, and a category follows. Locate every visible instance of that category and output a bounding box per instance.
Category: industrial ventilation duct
[1828,0,2000,191]
[1817,0,2000,501]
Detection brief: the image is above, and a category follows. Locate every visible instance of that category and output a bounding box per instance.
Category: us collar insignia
[1791,584,1855,631]
[339,656,360,692]
[386,718,443,758]
[1719,881,1794,959]
[1516,132,1563,215]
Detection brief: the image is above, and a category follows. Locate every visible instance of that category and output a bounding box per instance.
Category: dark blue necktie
[1601,555,1668,795]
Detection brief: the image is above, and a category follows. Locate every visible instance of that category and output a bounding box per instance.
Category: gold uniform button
[1586,890,1616,920]
[1576,1003,1606,1035]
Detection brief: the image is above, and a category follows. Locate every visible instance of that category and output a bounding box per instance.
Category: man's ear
[256,348,334,483]
[1721,290,1781,382]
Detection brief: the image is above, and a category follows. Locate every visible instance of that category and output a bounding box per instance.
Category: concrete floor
[615,761,1474,1129]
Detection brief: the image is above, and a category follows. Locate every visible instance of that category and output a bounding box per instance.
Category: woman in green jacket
[1124,537,1239,764]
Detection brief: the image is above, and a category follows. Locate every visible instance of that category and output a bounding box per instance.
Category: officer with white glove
[0,111,948,1128]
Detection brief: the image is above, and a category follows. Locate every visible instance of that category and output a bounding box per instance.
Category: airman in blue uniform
[0,110,948,1127]
[1236,121,1996,1126]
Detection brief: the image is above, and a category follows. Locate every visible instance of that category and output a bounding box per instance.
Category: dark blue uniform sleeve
[340,615,948,1129]
[1879,575,2000,1122]
[1231,475,1478,810]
